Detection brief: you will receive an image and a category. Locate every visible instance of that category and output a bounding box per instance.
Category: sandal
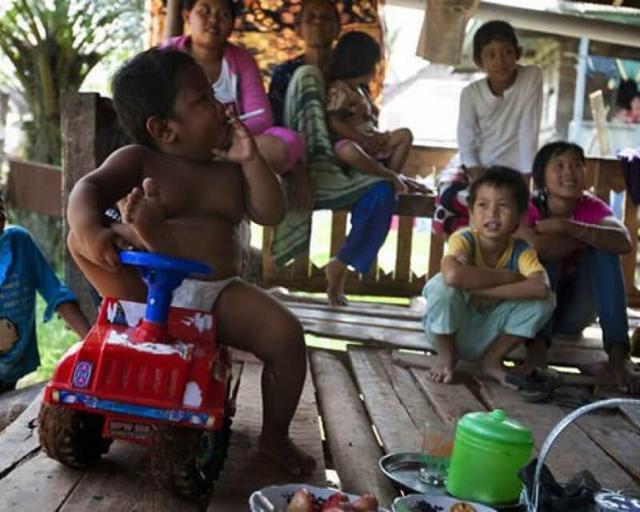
[505,368,562,403]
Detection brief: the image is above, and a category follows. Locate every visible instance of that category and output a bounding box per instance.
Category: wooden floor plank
[208,361,326,511]
[0,391,43,479]
[0,383,46,433]
[411,368,487,426]
[481,381,639,491]
[310,351,397,506]
[621,404,640,432]
[377,351,447,432]
[348,348,421,453]
[286,301,422,322]
[272,289,422,320]
[571,409,640,484]
[289,305,423,332]
[0,452,84,512]
[300,318,427,350]
[298,319,609,367]
[59,443,195,512]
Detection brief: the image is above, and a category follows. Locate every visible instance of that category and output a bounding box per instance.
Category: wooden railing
[261,193,445,297]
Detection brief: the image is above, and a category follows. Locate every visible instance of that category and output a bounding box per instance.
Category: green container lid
[457,409,533,446]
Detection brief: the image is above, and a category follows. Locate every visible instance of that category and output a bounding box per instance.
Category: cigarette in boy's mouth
[236,108,265,121]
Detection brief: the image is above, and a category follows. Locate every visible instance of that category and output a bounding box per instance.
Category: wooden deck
[1,297,639,512]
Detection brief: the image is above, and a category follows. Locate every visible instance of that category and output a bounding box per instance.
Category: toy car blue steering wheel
[120,251,212,324]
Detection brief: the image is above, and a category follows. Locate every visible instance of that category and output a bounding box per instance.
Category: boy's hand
[212,109,258,163]
[87,228,129,271]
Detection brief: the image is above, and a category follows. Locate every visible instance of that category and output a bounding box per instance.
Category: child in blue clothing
[423,167,555,385]
[0,196,90,392]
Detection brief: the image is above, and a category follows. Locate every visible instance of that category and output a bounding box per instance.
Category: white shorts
[171,277,240,311]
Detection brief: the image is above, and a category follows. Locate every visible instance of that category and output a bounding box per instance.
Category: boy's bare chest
[143,163,244,221]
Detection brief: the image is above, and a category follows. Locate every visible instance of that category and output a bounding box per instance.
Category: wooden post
[589,90,610,156]
[61,92,100,323]
[164,0,184,39]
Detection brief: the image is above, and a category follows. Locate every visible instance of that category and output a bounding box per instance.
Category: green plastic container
[446,409,533,505]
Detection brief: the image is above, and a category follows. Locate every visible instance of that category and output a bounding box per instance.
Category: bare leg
[67,231,146,302]
[428,334,457,384]
[385,128,413,174]
[608,344,640,394]
[255,134,288,171]
[324,257,349,306]
[515,337,548,376]
[481,334,522,386]
[121,177,178,256]
[215,280,315,475]
[335,140,395,180]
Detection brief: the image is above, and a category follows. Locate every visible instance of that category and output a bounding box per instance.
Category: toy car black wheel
[150,415,232,501]
[38,403,112,469]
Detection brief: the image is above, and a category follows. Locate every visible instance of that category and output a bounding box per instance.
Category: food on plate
[287,488,314,512]
[415,501,444,512]
[449,503,477,512]
[285,489,379,512]
[352,494,379,511]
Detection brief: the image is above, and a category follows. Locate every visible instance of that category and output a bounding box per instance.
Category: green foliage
[0,0,143,164]
[18,294,79,387]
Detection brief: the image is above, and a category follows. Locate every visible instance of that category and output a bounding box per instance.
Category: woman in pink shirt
[164,0,311,210]
[518,141,639,393]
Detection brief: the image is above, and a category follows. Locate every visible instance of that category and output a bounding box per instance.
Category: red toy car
[38,251,234,499]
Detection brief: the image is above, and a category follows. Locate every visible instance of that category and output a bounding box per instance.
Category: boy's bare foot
[121,177,178,255]
[427,355,457,384]
[259,434,316,477]
[609,344,640,394]
[481,359,516,388]
[325,258,348,306]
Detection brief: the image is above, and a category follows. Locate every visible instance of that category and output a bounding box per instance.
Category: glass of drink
[418,420,453,486]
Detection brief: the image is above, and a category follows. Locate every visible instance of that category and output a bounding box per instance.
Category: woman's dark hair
[531,141,585,191]
[473,20,521,64]
[183,0,239,19]
[616,79,640,110]
[329,31,381,81]
[111,48,197,146]
[468,166,530,215]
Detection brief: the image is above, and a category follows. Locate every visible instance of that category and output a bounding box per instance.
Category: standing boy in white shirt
[457,20,542,179]
[433,20,542,237]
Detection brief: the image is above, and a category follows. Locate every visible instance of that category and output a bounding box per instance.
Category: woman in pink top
[518,141,639,393]
[164,0,311,210]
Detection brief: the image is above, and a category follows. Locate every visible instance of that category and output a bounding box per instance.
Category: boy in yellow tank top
[423,167,555,385]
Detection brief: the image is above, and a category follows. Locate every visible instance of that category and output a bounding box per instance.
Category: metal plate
[392,494,496,512]
[249,484,389,512]
[379,452,449,495]
[379,453,524,511]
